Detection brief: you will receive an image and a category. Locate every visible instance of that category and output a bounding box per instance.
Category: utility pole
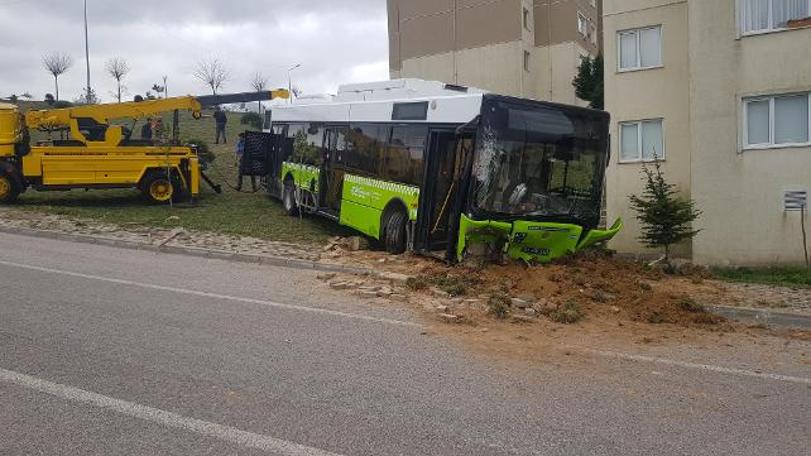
[83,0,92,103]
[163,75,168,98]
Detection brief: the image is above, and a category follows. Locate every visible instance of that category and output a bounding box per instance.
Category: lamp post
[83,0,92,103]
[287,63,301,104]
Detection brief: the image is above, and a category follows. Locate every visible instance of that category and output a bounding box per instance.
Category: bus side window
[346,123,387,176]
[290,123,324,166]
[387,125,427,186]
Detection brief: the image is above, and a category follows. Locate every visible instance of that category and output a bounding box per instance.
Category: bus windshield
[470,98,608,227]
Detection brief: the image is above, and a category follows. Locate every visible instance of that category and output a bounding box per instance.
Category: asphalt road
[0,233,809,455]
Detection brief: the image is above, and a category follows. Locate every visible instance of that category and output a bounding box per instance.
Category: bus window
[345,123,388,175]
[386,125,427,185]
[289,123,324,166]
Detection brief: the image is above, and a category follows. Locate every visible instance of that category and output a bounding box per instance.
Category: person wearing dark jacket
[214,107,227,144]
[140,117,153,140]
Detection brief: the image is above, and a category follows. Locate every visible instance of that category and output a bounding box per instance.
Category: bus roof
[270,79,608,126]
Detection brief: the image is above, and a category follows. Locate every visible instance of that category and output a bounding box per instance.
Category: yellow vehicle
[0,90,288,204]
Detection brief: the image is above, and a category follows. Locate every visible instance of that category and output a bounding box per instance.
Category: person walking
[214,107,228,144]
[235,132,256,192]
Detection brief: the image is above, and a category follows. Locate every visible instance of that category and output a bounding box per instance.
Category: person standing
[214,107,228,144]
[140,117,153,140]
[235,132,256,192]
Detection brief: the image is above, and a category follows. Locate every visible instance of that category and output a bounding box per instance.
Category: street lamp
[288,63,301,104]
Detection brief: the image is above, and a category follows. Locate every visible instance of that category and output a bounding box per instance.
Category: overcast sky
[0,0,389,102]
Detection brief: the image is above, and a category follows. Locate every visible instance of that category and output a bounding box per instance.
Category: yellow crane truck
[0,90,288,204]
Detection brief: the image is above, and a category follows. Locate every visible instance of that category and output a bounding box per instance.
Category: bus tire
[140,170,180,204]
[384,210,408,254]
[282,180,299,216]
[0,169,21,204]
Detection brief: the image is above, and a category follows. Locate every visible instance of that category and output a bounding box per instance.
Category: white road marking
[1,258,809,386]
[0,259,419,328]
[0,367,345,456]
[582,348,811,385]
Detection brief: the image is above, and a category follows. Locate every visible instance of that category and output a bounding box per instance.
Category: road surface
[0,233,808,455]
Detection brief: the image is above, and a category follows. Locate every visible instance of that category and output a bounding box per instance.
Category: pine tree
[629,160,702,261]
[572,54,604,110]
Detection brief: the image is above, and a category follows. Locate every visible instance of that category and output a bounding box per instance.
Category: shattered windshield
[471,99,608,225]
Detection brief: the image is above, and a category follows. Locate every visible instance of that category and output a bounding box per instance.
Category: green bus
[247,79,621,263]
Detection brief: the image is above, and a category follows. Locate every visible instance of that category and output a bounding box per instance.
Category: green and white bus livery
[251,79,621,263]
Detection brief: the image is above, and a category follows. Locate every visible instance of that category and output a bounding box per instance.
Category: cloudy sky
[0,0,389,102]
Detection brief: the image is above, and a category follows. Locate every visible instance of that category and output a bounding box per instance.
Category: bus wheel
[384,210,408,254]
[0,171,20,204]
[282,181,299,216]
[141,171,179,204]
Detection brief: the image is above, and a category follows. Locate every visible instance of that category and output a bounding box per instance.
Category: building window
[523,50,531,72]
[739,0,811,35]
[523,7,531,30]
[618,26,662,71]
[619,119,664,162]
[577,13,589,37]
[744,93,811,148]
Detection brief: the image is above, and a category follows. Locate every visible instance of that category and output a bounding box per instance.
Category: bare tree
[193,58,229,95]
[250,72,268,112]
[43,53,73,102]
[105,57,130,103]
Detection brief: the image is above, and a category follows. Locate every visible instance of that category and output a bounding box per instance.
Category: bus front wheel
[384,210,407,254]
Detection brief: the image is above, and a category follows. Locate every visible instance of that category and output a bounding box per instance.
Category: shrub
[678,297,705,313]
[550,300,584,324]
[487,294,511,319]
[240,112,263,130]
[185,138,215,166]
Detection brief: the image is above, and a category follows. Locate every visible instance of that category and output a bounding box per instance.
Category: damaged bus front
[451,95,622,263]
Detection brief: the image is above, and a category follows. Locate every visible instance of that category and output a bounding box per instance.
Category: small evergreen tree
[572,54,604,110]
[629,159,701,261]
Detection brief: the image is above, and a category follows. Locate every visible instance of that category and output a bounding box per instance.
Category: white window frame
[617,25,663,72]
[742,92,811,150]
[737,0,811,36]
[618,118,666,163]
[577,12,589,38]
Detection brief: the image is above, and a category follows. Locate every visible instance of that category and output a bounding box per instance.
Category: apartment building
[387,0,601,105]
[605,0,811,265]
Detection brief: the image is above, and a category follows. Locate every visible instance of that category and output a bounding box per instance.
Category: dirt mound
[404,251,729,329]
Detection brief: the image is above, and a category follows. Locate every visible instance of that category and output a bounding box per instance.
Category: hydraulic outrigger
[0,90,288,204]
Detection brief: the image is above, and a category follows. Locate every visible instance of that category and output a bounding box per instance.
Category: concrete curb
[710,305,811,330]
[0,225,379,277]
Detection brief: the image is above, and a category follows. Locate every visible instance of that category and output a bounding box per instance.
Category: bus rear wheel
[384,210,408,254]
[282,181,299,216]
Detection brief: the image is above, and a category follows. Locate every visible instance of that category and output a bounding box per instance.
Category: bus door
[415,130,458,252]
[320,127,348,214]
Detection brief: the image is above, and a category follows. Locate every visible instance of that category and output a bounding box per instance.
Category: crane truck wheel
[140,171,180,204]
[0,171,21,204]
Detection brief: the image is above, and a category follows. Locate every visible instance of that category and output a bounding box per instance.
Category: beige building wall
[388,0,601,103]
[688,2,811,266]
[604,0,691,255]
[605,0,811,266]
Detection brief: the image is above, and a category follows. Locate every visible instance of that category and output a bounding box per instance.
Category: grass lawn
[13,108,349,245]
[712,266,811,288]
